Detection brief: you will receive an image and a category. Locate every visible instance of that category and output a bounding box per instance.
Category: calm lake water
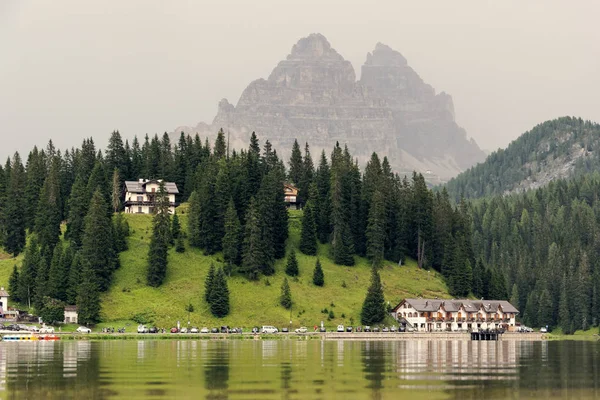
[0,339,598,399]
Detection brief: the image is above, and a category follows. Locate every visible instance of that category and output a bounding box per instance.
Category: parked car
[319,327,327,332]
[336,325,345,332]
[200,327,209,334]
[390,326,398,332]
[27,325,40,332]
[18,324,30,331]
[373,327,380,332]
[170,327,179,333]
[364,326,371,332]
[76,326,92,334]
[211,328,219,333]
[382,327,389,332]
[281,327,289,333]
[40,326,55,333]
[190,327,199,333]
[137,325,149,333]
[406,327,415,332]
[6,324,20,331]
[261,326,278,334]
[540,327,548,333]
[346,326,353,332]
[252,327,260,334]
[180,327,188,333]
[295,327,308,333]
[220,326,229,333]
[149,326,158,333]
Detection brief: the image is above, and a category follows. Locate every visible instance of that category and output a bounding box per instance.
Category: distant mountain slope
[445,117,600,200]
[173,33,485,182]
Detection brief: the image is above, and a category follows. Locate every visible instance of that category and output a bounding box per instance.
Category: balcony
[124,200,177,207]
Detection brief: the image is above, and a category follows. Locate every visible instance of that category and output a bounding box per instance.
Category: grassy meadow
[1,208,451,330]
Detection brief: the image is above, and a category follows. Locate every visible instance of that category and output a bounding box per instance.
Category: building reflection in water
[394,340,520,385]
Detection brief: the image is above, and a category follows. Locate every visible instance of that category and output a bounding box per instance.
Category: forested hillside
[470,173,600,333]
[446,117,600,200]
[0,129,481,327]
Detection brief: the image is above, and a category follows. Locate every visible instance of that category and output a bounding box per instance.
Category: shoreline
[1,331,547,341]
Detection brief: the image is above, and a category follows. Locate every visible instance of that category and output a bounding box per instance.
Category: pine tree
[17,238,41,308]
[77,264,101,325]
[360,266,386,325]
[8,265,20,303]
[559,273,570,333]
[288,139,303,185]
[66,253,81,305]
[213,129,227,160]
[175,237,185,253]
[35,156,62,252]
[241,197,264,280]
[106,130,128,180]
[315,151,331,243]
[366,189,386,267]
[113,212,130,252]
[280,277,292,309]
[39,297,66,325]
[171,213,181,241]
[299,200,317,255]
[187,191,202,247]
[205,263,216,303]
[23,147,46,232]
[81,189,117,291]
[209,267,230,318]
[65,175,88,248]
[222,199,241,267]
[33,253,49,312]
[111,168,121,212]
[285,249,299,277]
[4,153,26,256]
[47,244,68,302]
[313,259,324,287]
[147,182,171,287]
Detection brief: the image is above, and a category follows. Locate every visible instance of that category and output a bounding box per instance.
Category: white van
[337,325,344,332]
[261,326,278,334]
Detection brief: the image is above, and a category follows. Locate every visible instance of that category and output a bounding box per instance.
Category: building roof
[64,305,78,312]
[124,179,179,194]
[0,287,9,297]
[396,298,519,314]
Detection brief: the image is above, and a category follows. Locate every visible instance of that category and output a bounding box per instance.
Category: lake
[0,339,598,399]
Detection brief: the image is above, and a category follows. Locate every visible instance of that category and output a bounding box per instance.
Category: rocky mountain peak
[288,33,342,61]
[173,33,485,182]
[365,43,408,66]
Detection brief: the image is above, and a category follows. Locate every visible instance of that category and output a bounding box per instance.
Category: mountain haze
[446,117,600,200]
[173,33,485,181]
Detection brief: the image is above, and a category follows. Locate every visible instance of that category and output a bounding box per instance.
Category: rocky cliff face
[174,34,485,181]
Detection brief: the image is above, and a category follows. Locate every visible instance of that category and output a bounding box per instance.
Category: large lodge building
[392,298,519,332]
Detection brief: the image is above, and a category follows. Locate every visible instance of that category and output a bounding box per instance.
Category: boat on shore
[1,333,61,341]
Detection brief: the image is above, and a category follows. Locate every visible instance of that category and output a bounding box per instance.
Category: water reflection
[0,339,599,399]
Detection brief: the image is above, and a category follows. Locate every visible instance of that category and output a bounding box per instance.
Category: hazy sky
[1,0,599,160]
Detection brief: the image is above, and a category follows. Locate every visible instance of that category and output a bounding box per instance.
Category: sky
[1,0,599,160]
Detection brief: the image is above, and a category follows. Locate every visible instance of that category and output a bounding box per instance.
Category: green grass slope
[101,209,449,329]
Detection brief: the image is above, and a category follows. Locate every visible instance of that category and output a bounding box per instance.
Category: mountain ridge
[445,116,600,200]
[172,33,485,181]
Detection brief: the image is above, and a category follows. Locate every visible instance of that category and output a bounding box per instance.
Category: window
[137,195,143,202]
[138,207,142,213]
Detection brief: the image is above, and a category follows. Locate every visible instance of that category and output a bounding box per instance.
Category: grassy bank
[101,209,449,329]
[546,326,600,340]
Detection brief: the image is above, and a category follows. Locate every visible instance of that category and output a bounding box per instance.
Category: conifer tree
[241,197,264,280]
[66,253,81,305]
[288,139,303,185]
[285,249,299,277]
[113,212,130,252]
[35,156,62,252]
[222,199,241,267]
[559,273,570,333]
[299,201,318,255]
[205,263,216,303]
[171,213,181,242]
[214,129,227,160]
[111,168,121,212]
[65,175,88,248]
[175,237,185,253]
[47,244,68,302]
[313,259,324,287]
[106,130,128,180]
[81,189,116,291]
[280,277,292,309]
[315,151,331,243]
[8,265,20,303]
[366,189,386,267]
[77,264,101,325]
[209,267,230,318]
[4,153,26,256]
[39,297,66,325]
[33,254,49,312]
[147,182,171,287]
[538,288,553,328]
[360,266,386,325]
[23,147,46,231]
[187,191,202,247]
[17,238,41,308]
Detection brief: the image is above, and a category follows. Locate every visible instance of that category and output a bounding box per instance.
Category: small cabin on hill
[0,287,8,317]
[284,183,300,209]
[64,306,78,324]
[124,179,179,214]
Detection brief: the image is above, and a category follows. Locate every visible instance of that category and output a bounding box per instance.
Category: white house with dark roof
[64,305,78,324]
[0,287,9,317]
[124,179,179,214]
[391,298,519,332]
